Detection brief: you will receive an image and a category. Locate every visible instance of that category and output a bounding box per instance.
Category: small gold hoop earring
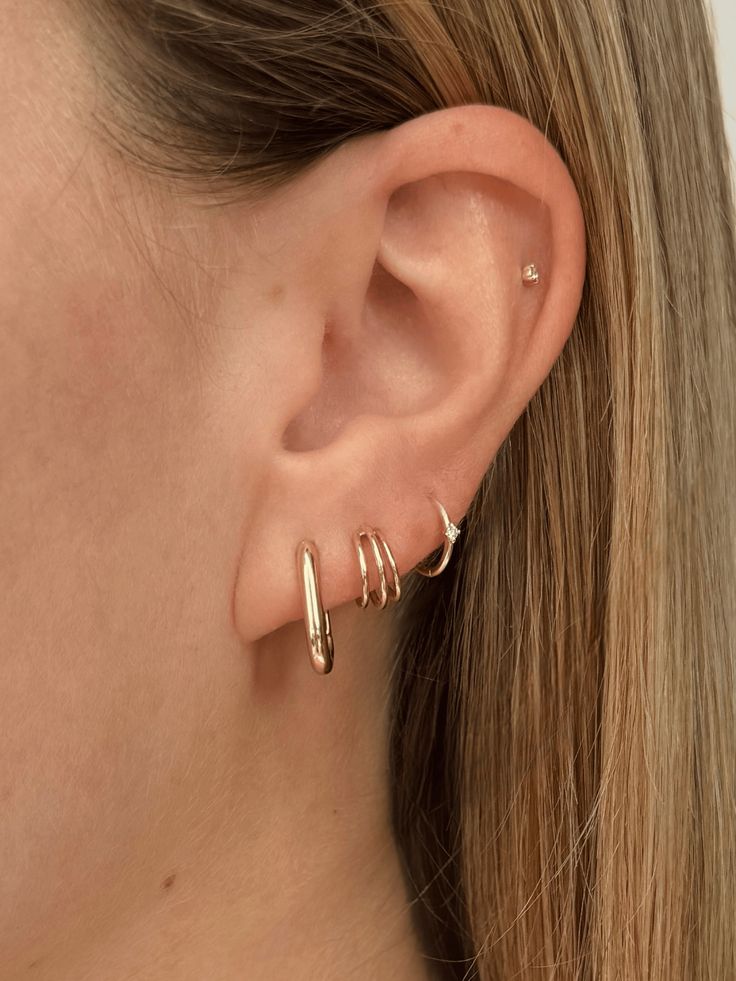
[354,527,401,609]
[414,499,461,578]
[296,540,334,674]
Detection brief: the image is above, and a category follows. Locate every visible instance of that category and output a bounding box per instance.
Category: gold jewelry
[414,498,461,578]
[296,540,334,674]
[354,527,401,609]
[521,263,540,285]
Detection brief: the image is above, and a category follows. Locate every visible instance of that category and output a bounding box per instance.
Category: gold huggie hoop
[354,527,401,609]
[414,499,461,578]
[296,540,334,674]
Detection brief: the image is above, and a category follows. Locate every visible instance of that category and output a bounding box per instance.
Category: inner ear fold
[281,256,449,453]
[378,169,552,373]
[281,169,538,454]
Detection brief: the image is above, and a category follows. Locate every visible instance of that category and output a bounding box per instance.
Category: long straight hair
[73,1,736,976]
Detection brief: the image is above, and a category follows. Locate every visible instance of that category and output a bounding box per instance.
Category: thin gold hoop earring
[296,540,334,674]
[414,499,461,578]
[354,527,401,609]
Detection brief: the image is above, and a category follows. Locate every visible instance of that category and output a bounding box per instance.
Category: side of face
[0,2,587,972]
[0,3,277,965]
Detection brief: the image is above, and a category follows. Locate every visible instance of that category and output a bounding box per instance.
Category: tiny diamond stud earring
[521,263,540,285]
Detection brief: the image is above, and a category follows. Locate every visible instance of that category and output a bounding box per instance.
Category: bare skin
[0,2,586,979]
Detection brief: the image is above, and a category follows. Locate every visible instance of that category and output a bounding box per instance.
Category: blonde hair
[73,1,736,976]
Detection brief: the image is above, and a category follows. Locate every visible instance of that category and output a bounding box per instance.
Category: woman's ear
[233,103,586,643]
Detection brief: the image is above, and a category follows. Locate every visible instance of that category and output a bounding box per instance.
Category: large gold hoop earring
[296,540,334,674]
[413,499,461,578]
[354,527,401,609]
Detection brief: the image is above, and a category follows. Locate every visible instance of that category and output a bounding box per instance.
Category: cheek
[0,6,256,962]
[0,225,244,959]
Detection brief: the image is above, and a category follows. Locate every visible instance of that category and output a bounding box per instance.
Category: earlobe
[233,103,586,648]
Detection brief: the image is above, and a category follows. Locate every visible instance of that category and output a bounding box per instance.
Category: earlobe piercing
[295,501,459,673]
[521,262,540,285]
[296,539,334,674]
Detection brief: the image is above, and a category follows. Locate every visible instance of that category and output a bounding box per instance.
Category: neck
[27,604,430,981]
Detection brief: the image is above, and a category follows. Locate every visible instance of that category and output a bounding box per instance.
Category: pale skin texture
[0,3,586,979]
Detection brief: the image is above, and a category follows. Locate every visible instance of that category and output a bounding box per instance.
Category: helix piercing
[521,263,540,285]
[413,498,461,578]
[296,539,334,674]
[354,527,401,609]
